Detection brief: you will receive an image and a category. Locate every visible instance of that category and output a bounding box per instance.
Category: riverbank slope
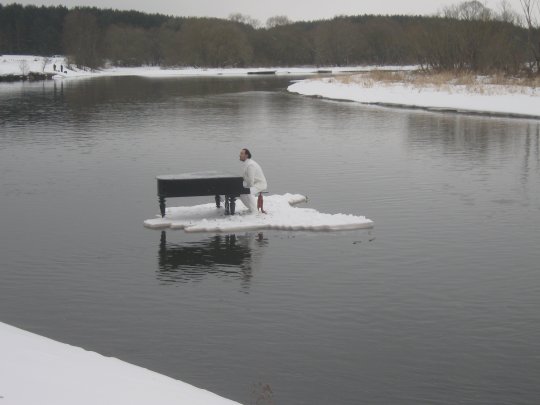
[0,321,241,405]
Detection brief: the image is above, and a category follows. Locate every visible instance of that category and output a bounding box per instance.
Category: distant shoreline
[1,55,417,82]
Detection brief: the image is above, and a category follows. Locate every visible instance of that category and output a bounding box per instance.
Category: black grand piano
[157,171,250,217]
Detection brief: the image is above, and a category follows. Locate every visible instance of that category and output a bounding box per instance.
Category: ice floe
[144,193,374,232]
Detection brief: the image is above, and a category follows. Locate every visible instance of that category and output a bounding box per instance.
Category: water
[1,76,539,405]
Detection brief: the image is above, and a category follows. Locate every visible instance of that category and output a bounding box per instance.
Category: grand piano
[157,171,250,217]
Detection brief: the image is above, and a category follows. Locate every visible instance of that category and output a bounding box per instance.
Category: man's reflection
[157,231,268,289]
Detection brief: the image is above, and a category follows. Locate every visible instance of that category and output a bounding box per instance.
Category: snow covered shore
[287,75,540,119]
[0,55,70,79]
[0,321,241,405]
[1,55,415,79]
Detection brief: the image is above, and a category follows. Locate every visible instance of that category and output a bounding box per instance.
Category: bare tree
[18,60,29,75]
[442,0,492,20]
[519,0,540,73]
[229,13,260,28]
[496,0,520,24]
[41,56,51,72]
[266,15,291,28]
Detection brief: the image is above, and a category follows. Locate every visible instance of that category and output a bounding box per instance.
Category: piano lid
[156,171,241,181]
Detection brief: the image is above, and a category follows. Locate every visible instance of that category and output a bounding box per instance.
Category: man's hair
[242,148,252,159]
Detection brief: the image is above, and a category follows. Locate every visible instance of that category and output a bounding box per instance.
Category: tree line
[0,1,539,74]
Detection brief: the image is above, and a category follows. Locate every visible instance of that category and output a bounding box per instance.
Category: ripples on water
[1,76,539,405]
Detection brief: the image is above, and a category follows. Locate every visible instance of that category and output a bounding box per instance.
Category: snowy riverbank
[1,55,415,80]
[287,74,540,119]
[0,321,241,405]
[0,55,69,80]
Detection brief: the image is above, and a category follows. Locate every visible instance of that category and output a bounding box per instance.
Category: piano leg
[224,196,230,215]
[159,196,166,218]
[229,196,236,215]
[224,195,236,215]
[215,195,221,208]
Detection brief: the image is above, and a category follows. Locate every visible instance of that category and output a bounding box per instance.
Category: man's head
[239,148,251,161]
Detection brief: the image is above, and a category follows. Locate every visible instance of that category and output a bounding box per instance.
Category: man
[239,148,267,213]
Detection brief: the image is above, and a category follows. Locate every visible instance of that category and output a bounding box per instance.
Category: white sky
[8,0,527,22]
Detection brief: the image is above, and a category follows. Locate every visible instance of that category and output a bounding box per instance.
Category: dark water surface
[1,76,539,405]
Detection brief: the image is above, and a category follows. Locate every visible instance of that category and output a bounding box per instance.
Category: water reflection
[522,124,540,185]
[0,75,305,131]
[157,231,268,289]
[406,114,540,175]
[59,76,298,107]
[405,114,536,156]
[53,79,64,101]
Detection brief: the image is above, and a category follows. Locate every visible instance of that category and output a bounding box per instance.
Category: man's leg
[239,194,257,212]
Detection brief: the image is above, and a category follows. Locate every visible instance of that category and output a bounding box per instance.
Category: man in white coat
[239,148,267,213]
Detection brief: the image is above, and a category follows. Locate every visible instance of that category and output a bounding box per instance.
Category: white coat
[242,159,267,195]
[240,158,267,212]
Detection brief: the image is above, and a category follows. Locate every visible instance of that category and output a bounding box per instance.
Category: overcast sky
[9,0,526,22]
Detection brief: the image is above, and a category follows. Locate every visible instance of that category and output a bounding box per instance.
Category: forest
[0,1,539,74]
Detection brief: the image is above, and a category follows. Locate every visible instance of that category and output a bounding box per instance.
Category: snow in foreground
[1,55,416,78]
[0,321,240,405]
[144,193,374,232]
[288,76,540,119]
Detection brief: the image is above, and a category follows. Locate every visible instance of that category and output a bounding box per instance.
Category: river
[1,76,539,404]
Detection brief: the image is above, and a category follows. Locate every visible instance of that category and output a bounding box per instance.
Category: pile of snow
[144,193,374,232]
[288,76,540,119]
[0,321,240,405]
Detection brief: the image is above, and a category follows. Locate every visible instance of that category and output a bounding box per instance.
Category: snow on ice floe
[144,193,374,232]
[288,77,540,119]
[0,321,241,405]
